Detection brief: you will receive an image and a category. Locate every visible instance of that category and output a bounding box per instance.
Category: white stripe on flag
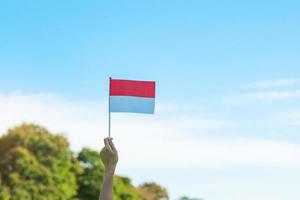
[110,96,155,114]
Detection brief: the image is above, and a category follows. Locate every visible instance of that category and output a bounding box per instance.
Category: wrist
[105,165,116,175]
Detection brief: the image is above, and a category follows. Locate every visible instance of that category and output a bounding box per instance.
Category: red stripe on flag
[110,79,155,98]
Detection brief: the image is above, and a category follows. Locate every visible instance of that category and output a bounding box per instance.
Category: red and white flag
[109,78,156,114]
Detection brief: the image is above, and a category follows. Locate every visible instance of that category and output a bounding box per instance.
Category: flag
[109,78,156,114]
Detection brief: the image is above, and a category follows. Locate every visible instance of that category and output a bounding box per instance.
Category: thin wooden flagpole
[108,77,112,138]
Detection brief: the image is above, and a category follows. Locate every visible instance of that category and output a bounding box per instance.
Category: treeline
[0,124,201,200]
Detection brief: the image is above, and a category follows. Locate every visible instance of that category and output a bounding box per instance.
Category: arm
[99,138,118,200]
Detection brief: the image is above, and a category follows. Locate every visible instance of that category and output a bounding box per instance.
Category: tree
[138,182,169,200]
[0,123,171,200]
[0,179,10,200]
[76,147,143,200]
[0,124,81,200]
[178,196,204,200]
[113,176,143,200]
[76,148,105,199]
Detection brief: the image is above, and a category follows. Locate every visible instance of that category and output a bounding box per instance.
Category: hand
[99,138,118,200]
[100,138,118,171]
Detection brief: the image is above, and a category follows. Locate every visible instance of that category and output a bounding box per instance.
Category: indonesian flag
[109,78,156,114]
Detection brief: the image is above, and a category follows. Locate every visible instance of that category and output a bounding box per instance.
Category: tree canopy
[0,124,80,200]
[178,197,204,200]
[76,148,143,200]
[0,124,200,200]
[138,182,169,200]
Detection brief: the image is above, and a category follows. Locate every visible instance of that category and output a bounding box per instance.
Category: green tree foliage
[138,182,169,200]
[76,148,143,200]
[178,196,203,200]
[113,176,143,200]
[0,179,10,200]
[0,124,194,200]
[0,124,80,200]
[76,148,105,199]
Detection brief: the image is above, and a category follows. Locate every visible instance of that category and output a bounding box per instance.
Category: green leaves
[138,182,169,200]
[76,148,104,200]
[0,124,78,200]
[0,124,175,200]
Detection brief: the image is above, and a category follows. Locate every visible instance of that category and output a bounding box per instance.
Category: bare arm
[99,138,118,200]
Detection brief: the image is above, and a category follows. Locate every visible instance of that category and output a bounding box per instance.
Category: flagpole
[108,77,112,138]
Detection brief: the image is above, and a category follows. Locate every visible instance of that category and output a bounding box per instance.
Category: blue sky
[1,1,300,199]
[1,0,300,100]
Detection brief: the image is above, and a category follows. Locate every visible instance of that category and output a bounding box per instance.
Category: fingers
[100,147,105,155]
[108,139,117,154]
[104,138,113,153]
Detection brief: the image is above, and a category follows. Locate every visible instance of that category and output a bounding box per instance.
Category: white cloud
[246,79,298,89]
[272,112,300,126]
[223,80,300,105]
[282,113,300,126]
[243,90,300,100]
[0,91,299,171]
